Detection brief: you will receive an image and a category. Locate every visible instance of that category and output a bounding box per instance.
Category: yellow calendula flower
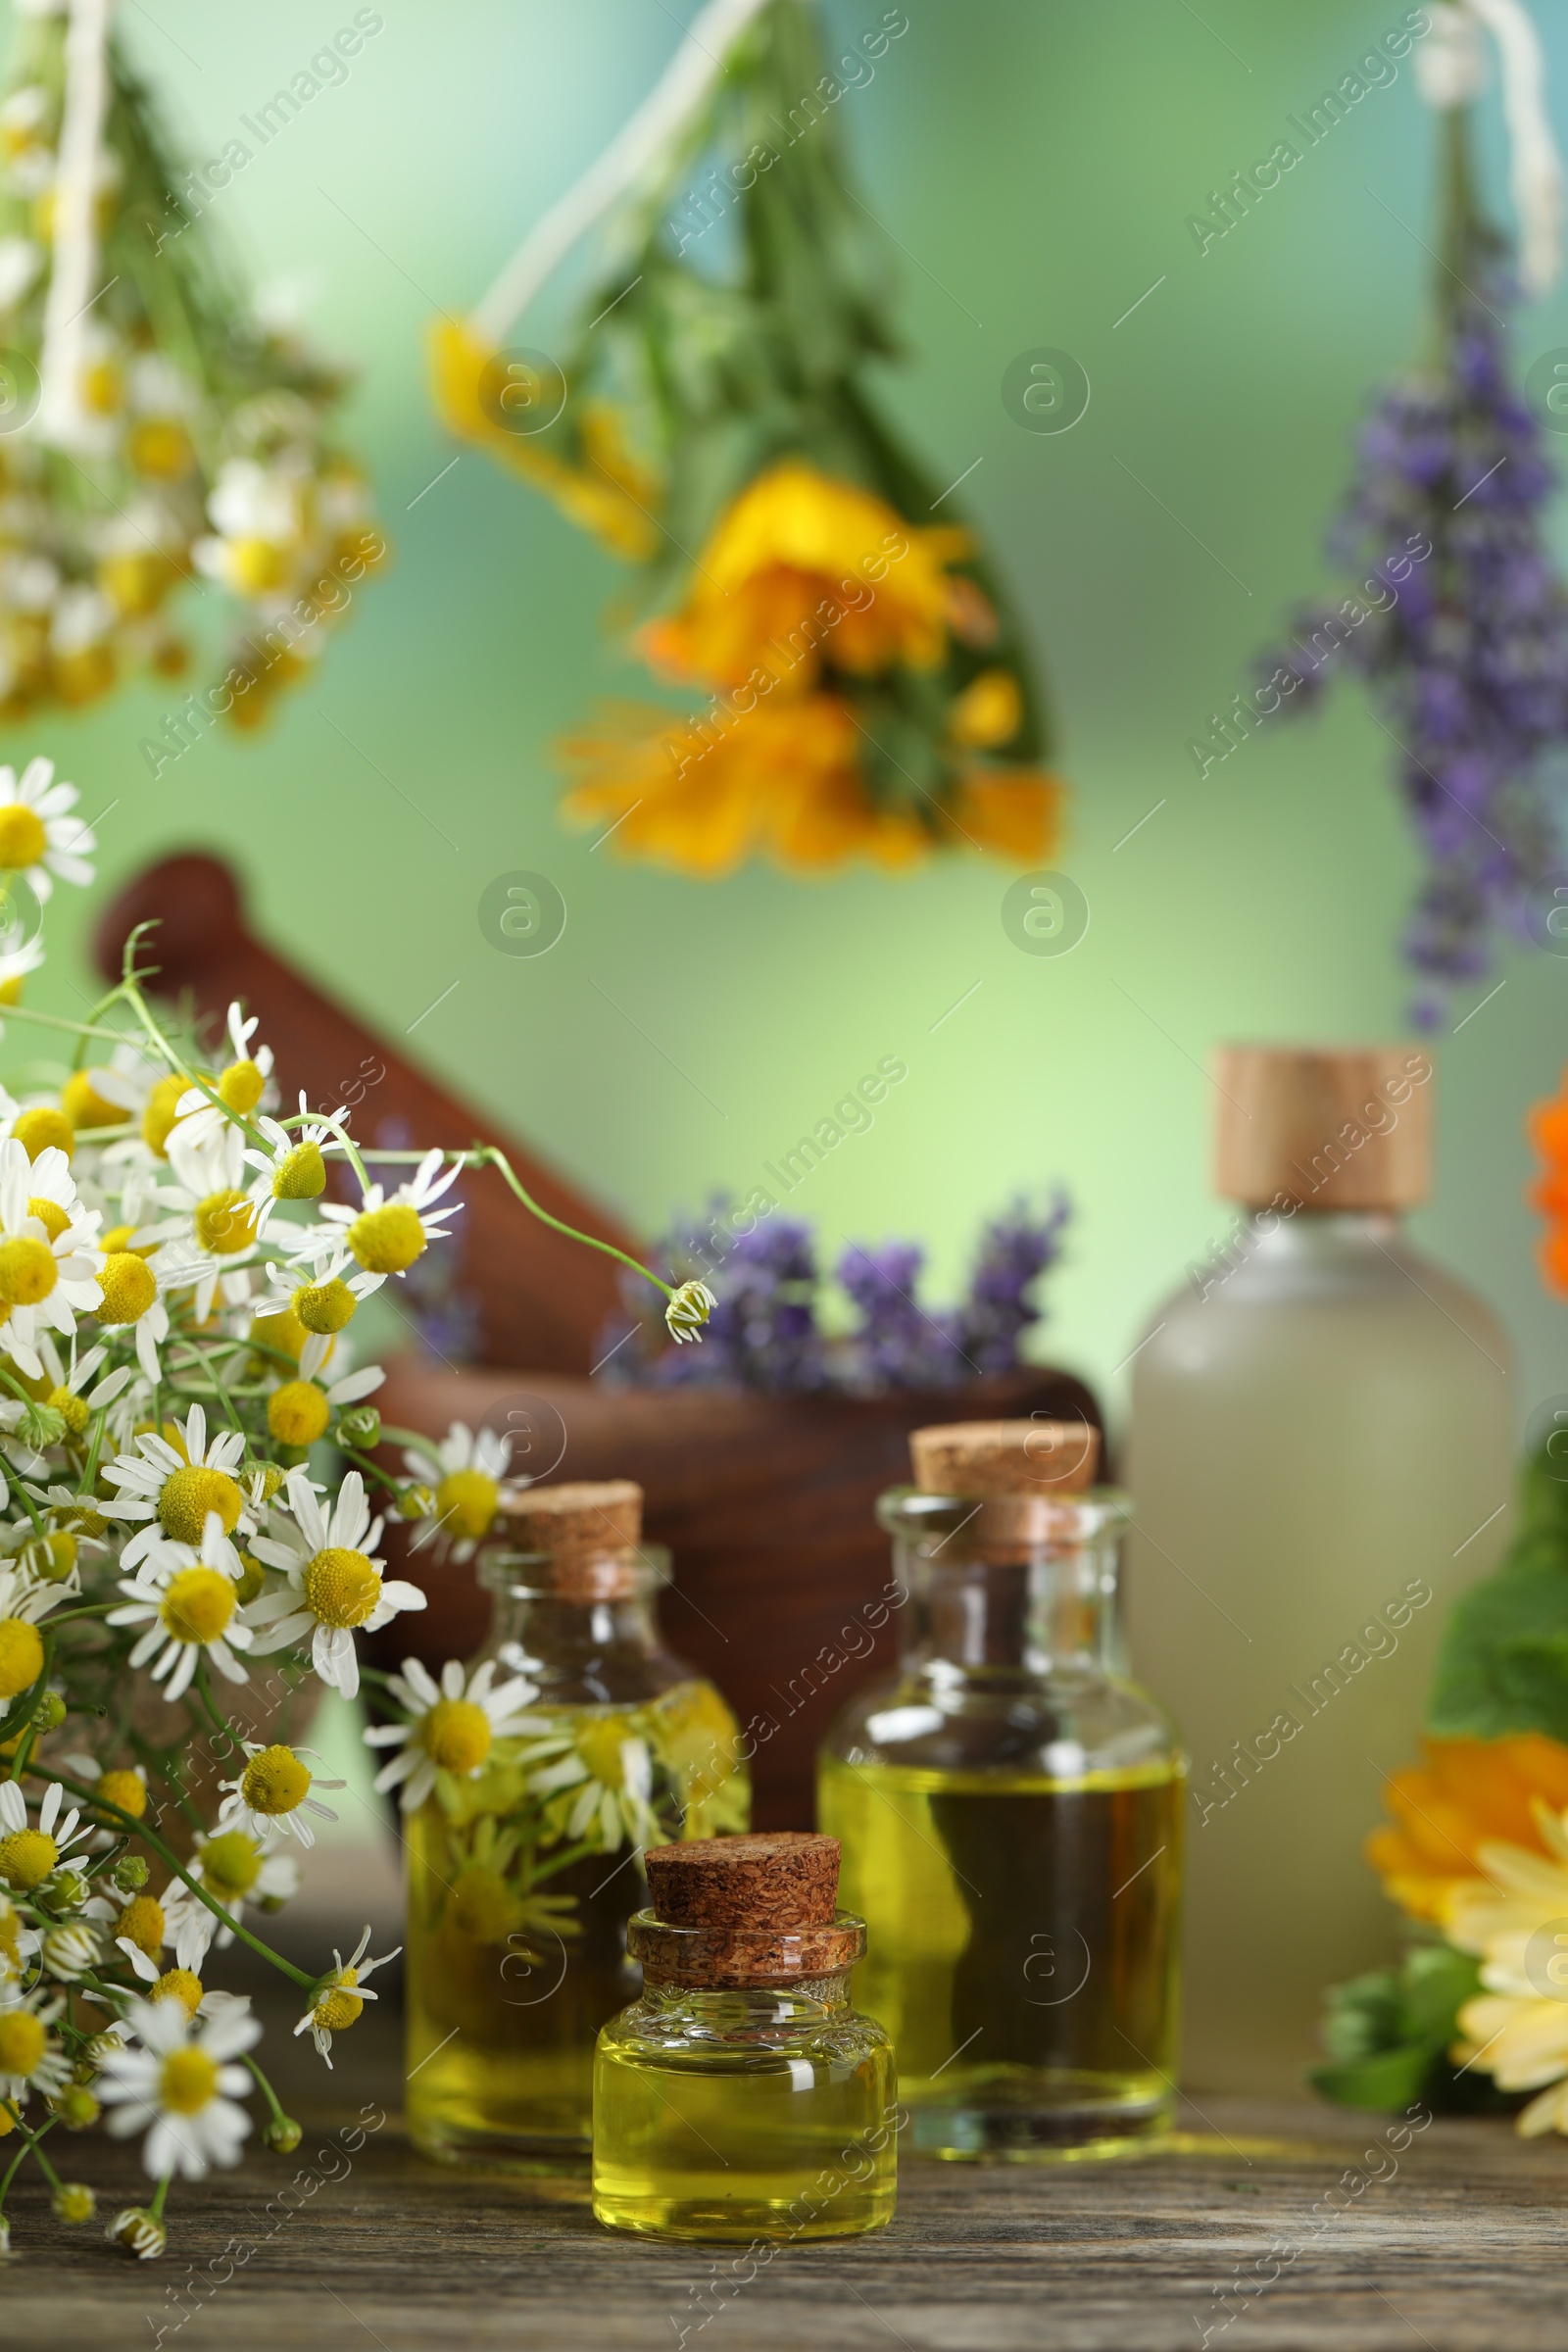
[427,318,659,561]
[639,461,968,691]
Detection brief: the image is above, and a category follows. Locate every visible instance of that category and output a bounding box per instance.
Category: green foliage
[1429,1443,1568,1740]
[1310,1941,1499,2112]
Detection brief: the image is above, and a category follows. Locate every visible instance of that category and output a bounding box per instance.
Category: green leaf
[1310,2042,1443,2111]
[1426,1443,1568,1740]
[1311,1942,1483,2113]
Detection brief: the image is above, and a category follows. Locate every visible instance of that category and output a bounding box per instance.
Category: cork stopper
[632,1835,863,1988]
[1212,1046,1431,1211]
[909,1419,1100,1496]
[493,1479,645,1599]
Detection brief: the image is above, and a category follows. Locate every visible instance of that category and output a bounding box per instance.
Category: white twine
[469,0,772,347]
[1416,0,1563,296]
[36,0,113,450]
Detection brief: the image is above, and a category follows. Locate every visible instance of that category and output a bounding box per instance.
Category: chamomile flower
[242,1095,346,1238]
[0,757,95,902]
[365,1656,538,1813]
[106,1515,254,1703]
[264,1355,383,1450]
[258,1241,379,1342]
[243,1468,424,1700]
[162,1832,299,1974]
[514,1711,663,1855]
[169,1001,274,1156]
[0,1980,69,2104]
[0,1555,76,1696]
[216,1740,345,1848]
[138,1121,263,1321]
[402,1422,511,1561]
[296,1147,463,1287]
[0,1135,105,1380]
[99,1402,254,1574]
[666,1278,716,1344]
[0,1780,90,1892]
[294,1926,398,2068]
[98,1991,260,2180]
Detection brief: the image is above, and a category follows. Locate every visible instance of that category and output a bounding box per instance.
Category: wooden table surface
[8,1986,1568,2352]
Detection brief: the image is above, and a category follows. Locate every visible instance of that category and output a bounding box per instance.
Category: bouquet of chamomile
[0,760,703,2260]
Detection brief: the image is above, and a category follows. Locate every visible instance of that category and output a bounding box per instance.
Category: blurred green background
[13,0,1568,1431]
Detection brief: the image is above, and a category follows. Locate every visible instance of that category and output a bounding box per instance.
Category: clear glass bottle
[1123,1047,1514,2093]
[405,1481,750,2176]
[818,1423,1184,2161]
[594,1834,897,2240]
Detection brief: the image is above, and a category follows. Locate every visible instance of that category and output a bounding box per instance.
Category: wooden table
[8,1988,1567,2351]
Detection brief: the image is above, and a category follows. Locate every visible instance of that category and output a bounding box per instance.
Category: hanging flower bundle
[0,756,704,2260]
[0,0,385,733]
[433,0,1062,878]
[1258,1,1568,1020]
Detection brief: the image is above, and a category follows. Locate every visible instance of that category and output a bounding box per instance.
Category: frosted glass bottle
[1122,1046,1513,2093]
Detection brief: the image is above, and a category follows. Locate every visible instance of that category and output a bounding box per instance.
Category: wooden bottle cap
[634,1834,862,1988]
[493,1478,644,1598]
[909,1419,1100,1496]
[645,1833,840,1929]
[1212,1045,1431,1211]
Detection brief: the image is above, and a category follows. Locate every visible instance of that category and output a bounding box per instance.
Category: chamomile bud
[665,1279,717,1345]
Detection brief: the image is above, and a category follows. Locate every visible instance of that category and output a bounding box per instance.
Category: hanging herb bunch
[1257,3,1568,1022]
[0,0,385,733]
[434,0,1062,878]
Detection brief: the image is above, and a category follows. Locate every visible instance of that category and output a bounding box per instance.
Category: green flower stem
[26,1768,315,1990]
[306,1110,369,1195]
[240,2050,290,2132]
[0,2107,63,2191]
[148,2171,171,2221]
[190,1658,235,1750]
[526,1835,603,1886]
[339,1446,403,1499]
[0,1003,144,1048]
[0,2101,60,2200]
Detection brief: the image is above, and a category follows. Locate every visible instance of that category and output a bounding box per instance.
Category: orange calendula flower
[639,462,970,691]
[427,319,659,562]
[1530,1075,1568,1293]
[1365,1733,1568,1921]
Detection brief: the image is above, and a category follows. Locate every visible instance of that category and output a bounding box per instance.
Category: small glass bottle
[818,1420,1184,2160]
[405,1479,751,2176]
[594,1833,897,2240]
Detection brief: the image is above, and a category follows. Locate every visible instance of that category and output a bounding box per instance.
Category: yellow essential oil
[593,1834,897,2241]
[818,1422,1186,2161]
[404,1482,750,2177]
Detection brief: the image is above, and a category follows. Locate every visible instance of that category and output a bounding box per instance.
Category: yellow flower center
[0,1829,57,1888]
[239,1744,311,1816]
[95,1768,145,1821]
[267,1380,330,1448]
[0,1903,16,1963]
[26,1530,76,1585]
[127,416,194,481]
[576,1719,639,1791]
[435,1470,498,1544]
[0,804,46,869]
[97,1251,157,1324]
[420,1697,492,1777]
[198,1831,262,1900]
[229,537,289,594]
[27,1197,69,1241]
[302,1547,380,1630]
[159,1567,235,1646]
[0,1235,56,1305]
[150,1969,203,2014]
[248,1305,310,1368]
[234,1552,267,1607]
[60,1070,122,1129]
[117,1893,165,1958]
[346,1200,425,1274]
[313,1972,363,2034]
[271,1141,325,1200]
[0,2010,46,2077]
[450,1866,519,1944]
[292,1277,355,1334]
[12,1106,73,1162]
[46,1386,88,1441]
[0,1616,43,1698]
[0,972,25,1008]
[157,1466,242,1544]
[159,2046,219,2115]
[217,1058,265,1113]
[194,1188,257,1256]
[141,1074,189,1157]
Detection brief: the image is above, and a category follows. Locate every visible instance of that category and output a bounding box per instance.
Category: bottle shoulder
[819,1663,1183,1782]
[599,1991,890,2068]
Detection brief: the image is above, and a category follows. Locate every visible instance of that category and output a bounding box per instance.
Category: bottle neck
[479,1552,676,1706]
[636,1974,854,2022]
[879,1492,1127,1678]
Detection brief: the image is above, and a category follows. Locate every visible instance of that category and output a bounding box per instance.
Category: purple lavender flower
[955,1190,1071,1375]
[1259,150,1568,1016]
[837,1240,962,1391]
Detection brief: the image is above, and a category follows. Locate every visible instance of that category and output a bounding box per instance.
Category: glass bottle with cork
[404,1478,751,2175]
[1123,1045,1513,2093]
[818,1420,1184,2160]
[594,1831,897,2240]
